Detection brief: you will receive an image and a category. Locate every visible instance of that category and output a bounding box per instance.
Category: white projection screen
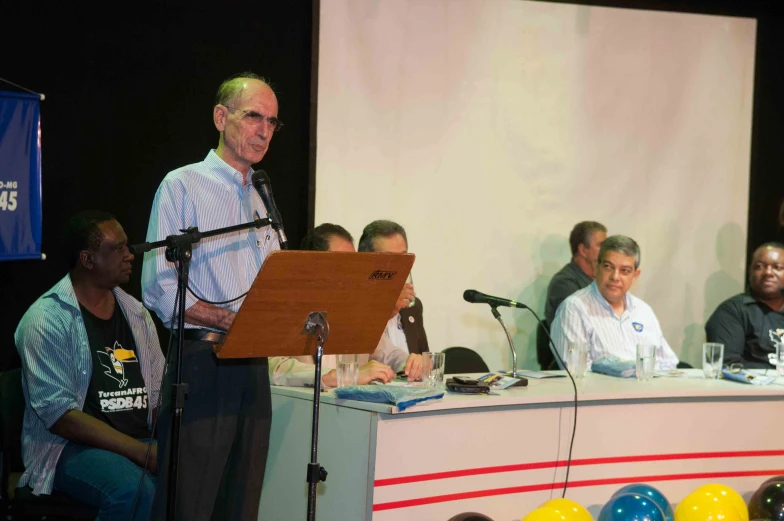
[314,0,756,370]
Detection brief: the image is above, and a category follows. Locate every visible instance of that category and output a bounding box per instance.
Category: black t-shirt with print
[80,301,151,439]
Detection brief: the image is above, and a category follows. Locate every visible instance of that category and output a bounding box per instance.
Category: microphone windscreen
[463,289,479,303]
[251,169,270,186]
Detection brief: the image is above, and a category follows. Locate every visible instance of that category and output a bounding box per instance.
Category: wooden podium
[214,249,415,521]
[215,250,414,359]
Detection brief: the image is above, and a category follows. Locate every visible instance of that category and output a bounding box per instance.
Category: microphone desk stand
[489,305,523,378]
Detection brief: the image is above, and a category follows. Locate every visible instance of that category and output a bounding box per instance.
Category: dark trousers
[152,339,271,521]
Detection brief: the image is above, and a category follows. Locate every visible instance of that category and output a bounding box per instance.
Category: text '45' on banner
[0,91,42,261]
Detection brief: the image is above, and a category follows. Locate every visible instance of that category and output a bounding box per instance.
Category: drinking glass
[636,344,657,382]
[702,342,724,379]
[336,354,359,388]
[777,343,784,377]
[566,342,589,378]
[422,352,446,389]
[406,272,416,307]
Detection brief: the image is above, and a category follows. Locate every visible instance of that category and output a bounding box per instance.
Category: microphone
[463,289,529,309]
[251,169,288,250]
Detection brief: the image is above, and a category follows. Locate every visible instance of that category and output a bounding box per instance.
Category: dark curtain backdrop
[1,0,782,369]
[0,1,314,364]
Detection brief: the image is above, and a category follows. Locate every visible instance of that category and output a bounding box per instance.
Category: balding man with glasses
[142,72,284,521]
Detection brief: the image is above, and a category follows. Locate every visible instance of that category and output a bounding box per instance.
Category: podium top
[216,250,414,359]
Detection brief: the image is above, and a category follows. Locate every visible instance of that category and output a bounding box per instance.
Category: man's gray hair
[358,220,407,252]
[569,221,607,256]
[215,72,273,107]
[598,235,641,269]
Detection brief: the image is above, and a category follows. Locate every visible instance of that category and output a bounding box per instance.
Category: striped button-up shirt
[14,275,165,495]
[551,281,679,370]
[142,150,279,327]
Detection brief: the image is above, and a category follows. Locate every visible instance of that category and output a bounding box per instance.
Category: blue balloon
[599,493,667,521]
[612,484,674,521]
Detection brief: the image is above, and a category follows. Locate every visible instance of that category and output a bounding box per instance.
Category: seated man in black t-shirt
[14,211,165,521]
[706,242,784,368]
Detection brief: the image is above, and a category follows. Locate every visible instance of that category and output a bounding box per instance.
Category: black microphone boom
[251,169,289,250]
[463,289,529,309]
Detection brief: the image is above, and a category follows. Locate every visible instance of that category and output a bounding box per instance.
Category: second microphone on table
[463,289,529,309]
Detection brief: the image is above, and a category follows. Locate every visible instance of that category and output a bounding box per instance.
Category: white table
[258,372,784,521]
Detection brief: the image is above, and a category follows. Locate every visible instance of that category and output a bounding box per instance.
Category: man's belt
[181,329,226,344]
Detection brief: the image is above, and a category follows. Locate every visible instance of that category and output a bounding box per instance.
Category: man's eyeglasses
[723,362,772,376]
[225,106,284,132]
[724,363,745,374]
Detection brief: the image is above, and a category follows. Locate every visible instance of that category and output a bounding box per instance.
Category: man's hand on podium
[184,300,236,331]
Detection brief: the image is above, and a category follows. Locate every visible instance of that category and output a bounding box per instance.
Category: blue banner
[0,91,42,261]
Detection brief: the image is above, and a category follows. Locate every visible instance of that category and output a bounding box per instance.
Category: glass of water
[702,342,724,379]
[422,352,446,388]
[566,342,589,378]
[776,342,784,377]
[336,354,359,388]
[406,272,416,307]
[636,344,657,382]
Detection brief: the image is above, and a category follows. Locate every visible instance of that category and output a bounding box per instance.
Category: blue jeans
[53,439,157,521]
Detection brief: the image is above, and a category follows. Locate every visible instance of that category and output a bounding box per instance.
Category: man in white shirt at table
[550,235,679,370]
[358,220,427,377]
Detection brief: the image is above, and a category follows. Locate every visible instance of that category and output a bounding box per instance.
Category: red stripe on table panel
[372,469,784,511]
[374,450,784,487]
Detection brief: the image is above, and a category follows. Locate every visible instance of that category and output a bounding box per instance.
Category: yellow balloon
[540,498,594,521]
[690,484,749,521]
[523,506,570,521]
[674,489,742,521]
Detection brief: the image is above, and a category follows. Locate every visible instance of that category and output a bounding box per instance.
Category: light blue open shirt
[14,275,164,495]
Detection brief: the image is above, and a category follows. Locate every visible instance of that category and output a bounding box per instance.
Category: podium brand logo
[369,270,397,280]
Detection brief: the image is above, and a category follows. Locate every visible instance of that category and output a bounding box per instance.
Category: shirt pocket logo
[632,322,644,333]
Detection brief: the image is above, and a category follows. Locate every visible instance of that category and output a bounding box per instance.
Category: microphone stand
[489,305,522,378]
[131,217,271,521]
[301,312,330,521]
